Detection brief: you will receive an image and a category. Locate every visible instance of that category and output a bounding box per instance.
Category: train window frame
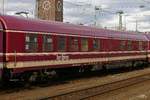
[57,36,66,52]
[93,39,100,51]
[69,37,79,51]
[25,34,38,52]
[43,35,53,52]
[81,38,88,52]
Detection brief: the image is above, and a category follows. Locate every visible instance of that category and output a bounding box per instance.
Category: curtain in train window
[70,37,79,51]
[43,35,53,51]
[25,34,38,52]
[81,38,88,51]
[93,39,100,51]
[58,36,66,51]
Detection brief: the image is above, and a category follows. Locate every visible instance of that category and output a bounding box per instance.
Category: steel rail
[40,73,150,100]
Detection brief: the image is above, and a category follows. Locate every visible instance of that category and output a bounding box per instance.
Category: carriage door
[0,21,4,80]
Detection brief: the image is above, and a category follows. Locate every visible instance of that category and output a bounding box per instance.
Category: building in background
[36,0,63,21]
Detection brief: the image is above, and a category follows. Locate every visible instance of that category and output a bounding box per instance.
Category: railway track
[40,73,150,100]
[1,67,150,100]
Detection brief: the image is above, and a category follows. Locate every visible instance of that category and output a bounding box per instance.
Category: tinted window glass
[120,41,126,50]
[43,35,53,51]
[58,36,66,51]
[25,34,38,52]
[81,38,88,51]
[93,39,100,51]
[69,37,79,51]
[127,41,132,50]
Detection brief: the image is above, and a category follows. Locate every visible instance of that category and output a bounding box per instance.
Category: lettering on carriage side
[56,54,69,61]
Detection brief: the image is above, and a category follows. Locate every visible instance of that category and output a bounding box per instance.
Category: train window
[69,37,79,51]
[58,36,66,51]
[81,38,88,51]
[120,41,126,50]
[127,41,132,50]
[93,39,100,51]
[139,41,142,50]
[139,41,145,50]
[25,34,38,52]
[43,35,53,51]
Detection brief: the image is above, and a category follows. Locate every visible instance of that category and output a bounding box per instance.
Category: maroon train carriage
[0,15,149,82]
[0,21,4,80]
[145,34,150,62]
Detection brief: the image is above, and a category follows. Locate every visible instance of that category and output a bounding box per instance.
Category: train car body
[145,34,150,62]
[0,15,149,81]
[0,22,4,80]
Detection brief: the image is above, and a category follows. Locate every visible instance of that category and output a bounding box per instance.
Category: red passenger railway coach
[0,15,149,82]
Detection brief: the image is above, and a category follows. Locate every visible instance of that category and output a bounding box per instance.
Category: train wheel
[143,61,148,67]
[102,65,107,70]
[129,61,135,70]
[55,68,80,78]
[84,66,92,73]
[1,69,11,87]
[102,65,107,73]
[20,72,33,87]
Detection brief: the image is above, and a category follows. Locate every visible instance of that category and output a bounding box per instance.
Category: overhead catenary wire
[141,0,150,3]
[64,0,150,31]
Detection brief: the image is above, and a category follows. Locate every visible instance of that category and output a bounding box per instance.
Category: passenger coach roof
[0,15,148,41]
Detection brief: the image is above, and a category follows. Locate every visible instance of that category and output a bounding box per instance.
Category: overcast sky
[0,0,150,32]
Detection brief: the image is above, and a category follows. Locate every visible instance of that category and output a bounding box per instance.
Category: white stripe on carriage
[6,55,147,69]
[4,51,147,56]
